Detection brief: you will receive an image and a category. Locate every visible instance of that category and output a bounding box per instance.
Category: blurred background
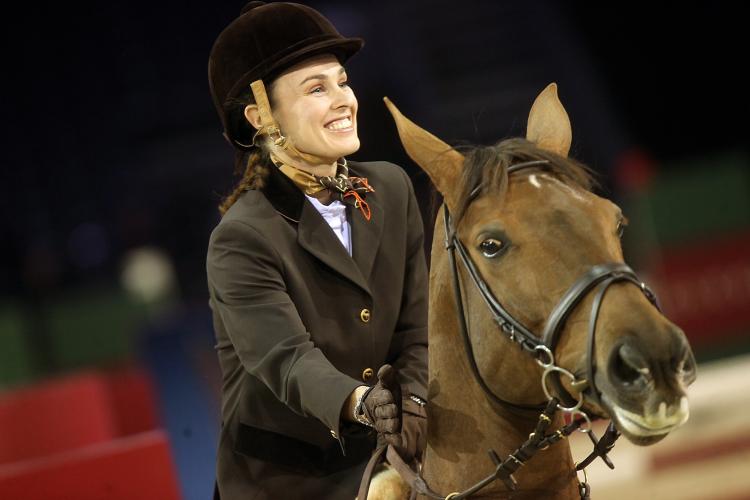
[1,1,747,499]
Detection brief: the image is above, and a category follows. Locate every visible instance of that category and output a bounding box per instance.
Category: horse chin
[609,415,670,446]
[598,394,684,446]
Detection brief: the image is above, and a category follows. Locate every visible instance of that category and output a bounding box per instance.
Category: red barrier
[0,365,160,464]
[106,365,159,435]
[0,374,116,464]
[0,430,181,500]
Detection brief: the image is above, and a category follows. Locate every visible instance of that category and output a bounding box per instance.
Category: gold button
[362,368,374,382]
[330,429,338,439]
[360,308,371,323]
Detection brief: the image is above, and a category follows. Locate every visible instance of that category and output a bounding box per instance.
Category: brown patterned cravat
[272,154,375,220]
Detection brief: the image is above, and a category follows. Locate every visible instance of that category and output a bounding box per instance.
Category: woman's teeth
[326,117,352,130]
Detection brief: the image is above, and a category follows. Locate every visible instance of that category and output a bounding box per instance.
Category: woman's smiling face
[269,54,359,162]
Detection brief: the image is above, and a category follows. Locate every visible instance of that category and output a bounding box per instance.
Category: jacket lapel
[348,195,384,284]
[348,162,384,282]
[261,163,373,296]
[296,201,372,295]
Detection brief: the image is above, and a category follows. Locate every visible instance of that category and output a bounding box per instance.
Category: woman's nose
[330,85,356,108]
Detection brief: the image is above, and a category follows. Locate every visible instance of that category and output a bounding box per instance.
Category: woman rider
[207,2,428,499]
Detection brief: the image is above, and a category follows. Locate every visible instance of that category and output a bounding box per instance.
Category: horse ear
[526,83,572,157]
[384,97,464,212]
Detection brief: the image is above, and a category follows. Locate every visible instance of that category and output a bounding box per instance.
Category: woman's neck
[271,148,337,178]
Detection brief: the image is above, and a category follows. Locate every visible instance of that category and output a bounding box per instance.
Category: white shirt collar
[305,195,347,216]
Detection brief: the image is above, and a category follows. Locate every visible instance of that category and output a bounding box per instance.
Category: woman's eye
[479,238,504,258]
[310,86,324,94]
[339,81,349,88]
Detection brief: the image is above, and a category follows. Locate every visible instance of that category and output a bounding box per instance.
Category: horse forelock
[453,138,597,224]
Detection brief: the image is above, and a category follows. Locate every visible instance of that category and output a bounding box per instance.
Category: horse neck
[422,215,579,499]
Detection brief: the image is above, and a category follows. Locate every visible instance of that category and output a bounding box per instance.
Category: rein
[359,160,660,500]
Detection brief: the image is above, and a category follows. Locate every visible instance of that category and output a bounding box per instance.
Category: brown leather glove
[361,365,402,447]
[398,396,427,463]
[377,395,427,463]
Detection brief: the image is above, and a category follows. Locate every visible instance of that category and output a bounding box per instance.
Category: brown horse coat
[374,85,695,499]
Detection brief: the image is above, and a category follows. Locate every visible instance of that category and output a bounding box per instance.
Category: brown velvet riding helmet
[208,1,364,150]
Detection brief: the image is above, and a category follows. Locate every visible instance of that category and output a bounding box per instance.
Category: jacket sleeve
[386,169,429,400]
[207,219,362,442]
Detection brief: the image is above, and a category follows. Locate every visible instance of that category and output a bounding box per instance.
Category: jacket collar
[260,159,306,223]
[260,162,384,297]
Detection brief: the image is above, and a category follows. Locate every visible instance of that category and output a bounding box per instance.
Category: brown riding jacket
[206,160,428,499]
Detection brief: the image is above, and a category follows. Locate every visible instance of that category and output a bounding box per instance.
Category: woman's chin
[293,137,360,163]
[325,140,361,160]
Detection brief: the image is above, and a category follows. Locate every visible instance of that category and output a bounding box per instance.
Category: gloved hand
[398,396,427,463]
[376,395,427,462]
[361,365,402,447]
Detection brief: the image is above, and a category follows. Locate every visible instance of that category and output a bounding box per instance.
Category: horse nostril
[610,343,651,389]
[676,347,698,385]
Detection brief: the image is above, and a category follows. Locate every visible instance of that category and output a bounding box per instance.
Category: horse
[366,84,697,499]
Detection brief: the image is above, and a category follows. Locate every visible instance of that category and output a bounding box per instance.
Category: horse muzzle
[598,333,696,445]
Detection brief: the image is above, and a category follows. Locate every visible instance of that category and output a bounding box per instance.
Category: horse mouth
[600,394,689,445]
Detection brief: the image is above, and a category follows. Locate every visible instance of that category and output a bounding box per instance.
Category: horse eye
[617,220,625,238]
[479,238,504,258]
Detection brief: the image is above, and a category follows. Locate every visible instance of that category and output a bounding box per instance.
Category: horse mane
[452,138,598,223]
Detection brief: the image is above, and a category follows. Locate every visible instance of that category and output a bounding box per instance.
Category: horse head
[384,84,696,453]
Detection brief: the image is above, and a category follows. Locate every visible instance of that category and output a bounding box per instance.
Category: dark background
[2,1,746,302]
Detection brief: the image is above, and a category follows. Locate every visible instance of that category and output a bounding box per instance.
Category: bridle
[437,159,660,497]
[444,159,659,417]
[359,159,662,500]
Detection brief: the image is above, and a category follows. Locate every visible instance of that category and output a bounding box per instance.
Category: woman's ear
[244,104,262,130]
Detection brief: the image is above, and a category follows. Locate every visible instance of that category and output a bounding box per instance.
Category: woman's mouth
[325,116,353,131]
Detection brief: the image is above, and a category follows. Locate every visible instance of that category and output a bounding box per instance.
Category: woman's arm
[207,219,364,442]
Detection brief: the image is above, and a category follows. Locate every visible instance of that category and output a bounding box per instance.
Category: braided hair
[218,88,274,216]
